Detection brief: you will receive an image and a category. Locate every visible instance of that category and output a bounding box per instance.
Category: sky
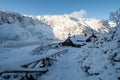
[0,0,120,20]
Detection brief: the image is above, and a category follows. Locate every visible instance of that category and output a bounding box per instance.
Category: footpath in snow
[38,47,88,80]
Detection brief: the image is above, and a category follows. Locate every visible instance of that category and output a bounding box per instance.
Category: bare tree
[109,8,120,26]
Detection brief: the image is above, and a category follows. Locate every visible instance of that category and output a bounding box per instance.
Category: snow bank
[78,26,120,80]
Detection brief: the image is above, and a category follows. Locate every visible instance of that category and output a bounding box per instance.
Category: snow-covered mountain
[37,15,116,40]
[0,10,56,42]
[0,10,116,42]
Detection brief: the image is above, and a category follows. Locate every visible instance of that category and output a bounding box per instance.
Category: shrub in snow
[78,26,120,80]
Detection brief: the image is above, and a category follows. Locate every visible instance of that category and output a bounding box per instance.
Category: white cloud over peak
[69,9,87,18]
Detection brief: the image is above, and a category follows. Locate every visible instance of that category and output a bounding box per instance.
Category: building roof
[69,33,97,44]
[70,35,86,45]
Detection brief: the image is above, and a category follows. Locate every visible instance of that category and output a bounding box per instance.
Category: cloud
[69,9,87,18]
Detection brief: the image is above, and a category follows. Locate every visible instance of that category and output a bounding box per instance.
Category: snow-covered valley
[0,10,120,80]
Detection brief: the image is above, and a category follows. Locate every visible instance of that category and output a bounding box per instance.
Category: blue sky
[0,0,120,19]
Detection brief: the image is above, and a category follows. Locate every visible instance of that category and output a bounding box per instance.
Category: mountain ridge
[0,9,116,41]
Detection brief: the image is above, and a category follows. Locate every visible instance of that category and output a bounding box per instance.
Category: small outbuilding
[62,33,97,47]
[62,36,86,47]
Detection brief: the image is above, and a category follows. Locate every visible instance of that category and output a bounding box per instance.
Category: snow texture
[0,10,119,80]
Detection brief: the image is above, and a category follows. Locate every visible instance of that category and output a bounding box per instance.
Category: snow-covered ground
[77,26,120,80]
[0,45,39,65]
[39,47,88,80]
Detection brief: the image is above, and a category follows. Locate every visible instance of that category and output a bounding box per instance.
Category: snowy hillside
[37,15,116,40]
[77,26,120,80]
[0,10,116,42]
[0,10,56,42]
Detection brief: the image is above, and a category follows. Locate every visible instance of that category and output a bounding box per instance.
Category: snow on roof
[69,34,94,44]
[70,35,86,45]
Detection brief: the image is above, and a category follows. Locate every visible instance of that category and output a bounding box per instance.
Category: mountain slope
[0,10,116,42]
[37,15,116,40]
[0,10,56,42]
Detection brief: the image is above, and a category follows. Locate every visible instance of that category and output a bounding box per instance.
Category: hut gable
[63,37,74,46]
